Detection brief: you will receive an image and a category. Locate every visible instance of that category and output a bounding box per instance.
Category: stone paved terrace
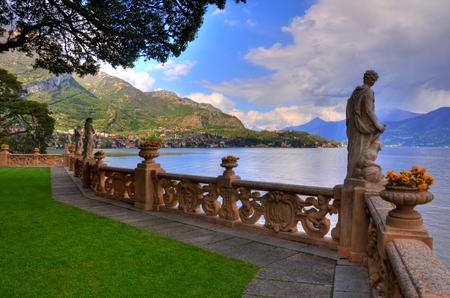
[52,167,371,298]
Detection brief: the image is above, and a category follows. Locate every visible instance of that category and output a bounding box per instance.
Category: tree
[0,0,246,77]
[0,68,55,153]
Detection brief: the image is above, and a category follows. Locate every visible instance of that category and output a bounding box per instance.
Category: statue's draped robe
[83,122,95,159]
[346,86,382,180]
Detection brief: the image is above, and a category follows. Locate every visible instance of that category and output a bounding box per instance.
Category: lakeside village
[49,127,342,150]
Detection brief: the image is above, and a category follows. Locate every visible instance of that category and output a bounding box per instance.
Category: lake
[83,147,450,269]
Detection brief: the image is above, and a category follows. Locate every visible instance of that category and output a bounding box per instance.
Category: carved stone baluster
[202,183,220,216]
[218,159,241,221]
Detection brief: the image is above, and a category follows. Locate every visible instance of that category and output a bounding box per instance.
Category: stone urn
[379,186,434,229]
[1,144,8,151]
[220,161,238,176]
[68,145,76,154]
[94,154,105,165]
[138,147,160,164]
[34,147,40,154]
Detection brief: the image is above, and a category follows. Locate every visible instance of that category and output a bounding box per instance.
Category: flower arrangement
[221,155,240,162]
[139,140,162,148]
[385,165,434,190]
[94,150,105,156]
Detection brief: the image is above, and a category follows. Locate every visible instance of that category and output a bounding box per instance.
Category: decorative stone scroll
[104,171,135,201]
[160,178,220,215]
[238,189,337,238]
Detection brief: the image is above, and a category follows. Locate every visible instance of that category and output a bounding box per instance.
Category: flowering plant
[94,150,105,156]
[385,166,434,190]
[221,155,240,162]
[139,140,162,148]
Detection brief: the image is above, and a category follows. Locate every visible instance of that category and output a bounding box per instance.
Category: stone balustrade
[156,171,339,249]
[366,195,450,297]
[1,143,449,297]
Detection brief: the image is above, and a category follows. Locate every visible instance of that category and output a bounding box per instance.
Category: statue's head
[363,70,379,85]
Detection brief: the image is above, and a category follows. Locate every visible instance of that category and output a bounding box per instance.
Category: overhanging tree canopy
[0,68,55,153]
[0,0,246,76]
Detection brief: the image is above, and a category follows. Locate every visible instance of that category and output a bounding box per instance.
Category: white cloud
[100,64,155,91]
[230,104,346,130]
[148,60,196,81]
[246,19,257,27]
[225,19,239,26]
[205,0,450,118]
[212,8,226,16]
[184,92,236,113]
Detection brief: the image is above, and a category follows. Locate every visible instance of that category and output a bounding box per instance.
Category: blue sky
[102,0,450,130]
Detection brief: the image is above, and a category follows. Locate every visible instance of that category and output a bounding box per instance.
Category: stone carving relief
[238,189,338,238]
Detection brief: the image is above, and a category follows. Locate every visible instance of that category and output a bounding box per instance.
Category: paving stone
[202,237,251,252]
[119,214,155,223]
[252,253,336,286]
[243,247,298,266]
[156,225,199,236]
[142,221,184,231]
[334,265,371,294]
[220,242,274,260]
[253,234,309,251]
[333,291,371,298]
[127,218,165,228]
[170,228,215,241]
[300,245,340,260]
[244,279,332,298]
[103,211,144,220]
[182,232,232,246]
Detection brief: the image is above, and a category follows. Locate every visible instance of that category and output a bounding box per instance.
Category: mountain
[382,107,450,147]
[376,108,422,122]
[0,52,244,134]
[284,118,347,142]
[284,108,450,147]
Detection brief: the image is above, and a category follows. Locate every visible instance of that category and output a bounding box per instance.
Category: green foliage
[0,0,246,76]
[0,167,259,297]
[0,68,55,153]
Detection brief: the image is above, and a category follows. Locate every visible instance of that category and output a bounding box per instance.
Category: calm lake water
[85,147,450,269]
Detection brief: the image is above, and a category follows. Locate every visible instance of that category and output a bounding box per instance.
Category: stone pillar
[82,158,96,188]
[217,160,241,221]
[67,152,74,169]
[134,147,164,211]
[338,179,384,262]
[0,144,9,166]
[94,156,106,193]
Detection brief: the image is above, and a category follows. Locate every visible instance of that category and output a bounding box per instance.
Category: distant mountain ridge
[0,51,245,134]
[284,107,450,147]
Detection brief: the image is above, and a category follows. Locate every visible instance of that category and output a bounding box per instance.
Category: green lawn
[0,167,259,297]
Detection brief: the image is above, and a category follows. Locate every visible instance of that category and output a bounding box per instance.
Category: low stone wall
[0,145,70,167]
[366,196,450,297]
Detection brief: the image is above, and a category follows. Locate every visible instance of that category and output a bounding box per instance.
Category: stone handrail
[155,171,339,250]
[366,196,450,297]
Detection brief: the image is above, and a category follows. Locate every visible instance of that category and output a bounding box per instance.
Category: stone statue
[74,125,83,156]
[64,134,72,154]
[346,70,386,183]
[83,118,95,159]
